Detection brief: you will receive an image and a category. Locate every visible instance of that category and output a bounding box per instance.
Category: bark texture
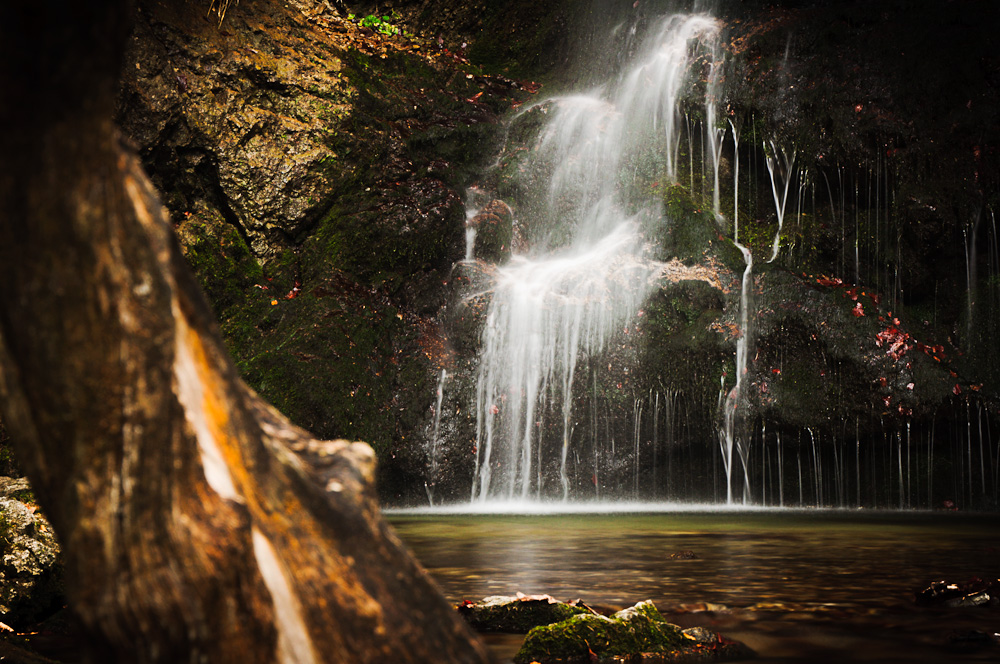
[0,2,488,662]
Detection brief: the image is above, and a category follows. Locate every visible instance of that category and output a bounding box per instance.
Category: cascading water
[764,139,797,263]
[421,5,1000,511]
[470,13,724,502]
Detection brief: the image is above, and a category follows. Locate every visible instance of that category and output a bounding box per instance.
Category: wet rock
[945,591,991,608]
[443,258,496,357]
[0,491,62,627]
[946,630,1000,654]
[468,199,514,262]
[670,550,699,560]
[115,0,532,504]
[513,600,754,664]
[668,602,731,614]
[915,578,1000,608]
[681,626,718,643]
[458,593,590,633]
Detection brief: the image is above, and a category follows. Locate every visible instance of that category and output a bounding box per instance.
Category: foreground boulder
[514,600,754,663]
[0,479,62,628]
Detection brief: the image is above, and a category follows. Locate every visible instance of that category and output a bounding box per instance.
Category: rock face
[0,480,61,628]
[118,0,1000,506]
[117,0,533,502]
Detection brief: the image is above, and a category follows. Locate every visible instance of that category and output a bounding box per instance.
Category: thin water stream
[389,509,1000,663]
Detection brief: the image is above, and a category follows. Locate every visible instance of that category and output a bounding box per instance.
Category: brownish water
[388,507,1000,663]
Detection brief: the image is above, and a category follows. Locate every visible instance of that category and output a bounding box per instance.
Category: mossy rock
[458,595,590,633]
[659,184,742,270]
[514,600,688,664]
[470,200,514,263]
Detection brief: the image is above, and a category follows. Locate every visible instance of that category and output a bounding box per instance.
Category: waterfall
[470,13,723,501]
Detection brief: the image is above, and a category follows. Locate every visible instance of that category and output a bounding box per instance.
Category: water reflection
[388,509,1000,663]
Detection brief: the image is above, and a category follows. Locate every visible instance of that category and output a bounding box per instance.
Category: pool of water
[387,507,1000,663]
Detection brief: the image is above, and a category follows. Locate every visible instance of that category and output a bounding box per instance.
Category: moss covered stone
[469,200,514,262]
[459,595,590,633]
[514,601,689,664]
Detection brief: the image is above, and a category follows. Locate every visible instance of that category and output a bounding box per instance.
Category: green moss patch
[514,601,689,664]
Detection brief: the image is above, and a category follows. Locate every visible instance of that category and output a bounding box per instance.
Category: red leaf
[852,302,865,317]
[953,384,962,395]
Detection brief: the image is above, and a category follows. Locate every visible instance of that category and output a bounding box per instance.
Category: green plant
[357,13,400,36]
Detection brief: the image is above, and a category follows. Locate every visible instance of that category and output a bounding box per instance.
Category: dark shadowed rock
[458,593,591,633]
[0,490,62,628]
[469,199,514,262]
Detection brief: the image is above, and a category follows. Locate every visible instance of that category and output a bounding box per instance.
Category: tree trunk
[0,2,489,662]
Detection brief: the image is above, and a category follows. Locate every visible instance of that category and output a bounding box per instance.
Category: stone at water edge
[915,578,1000,608]
[0,480,63,628]
[514,600,755,663]
[458,593,591,632]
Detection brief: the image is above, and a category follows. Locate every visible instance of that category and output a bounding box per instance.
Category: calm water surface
[387,507,1000,663]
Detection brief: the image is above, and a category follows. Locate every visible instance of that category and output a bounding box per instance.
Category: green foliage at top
[348,11,408,37]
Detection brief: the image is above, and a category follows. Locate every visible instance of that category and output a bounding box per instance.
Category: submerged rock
[513,600,754,664]
[915,578,1000,608]
[458,594,591,633]
[946,630,1000,654]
